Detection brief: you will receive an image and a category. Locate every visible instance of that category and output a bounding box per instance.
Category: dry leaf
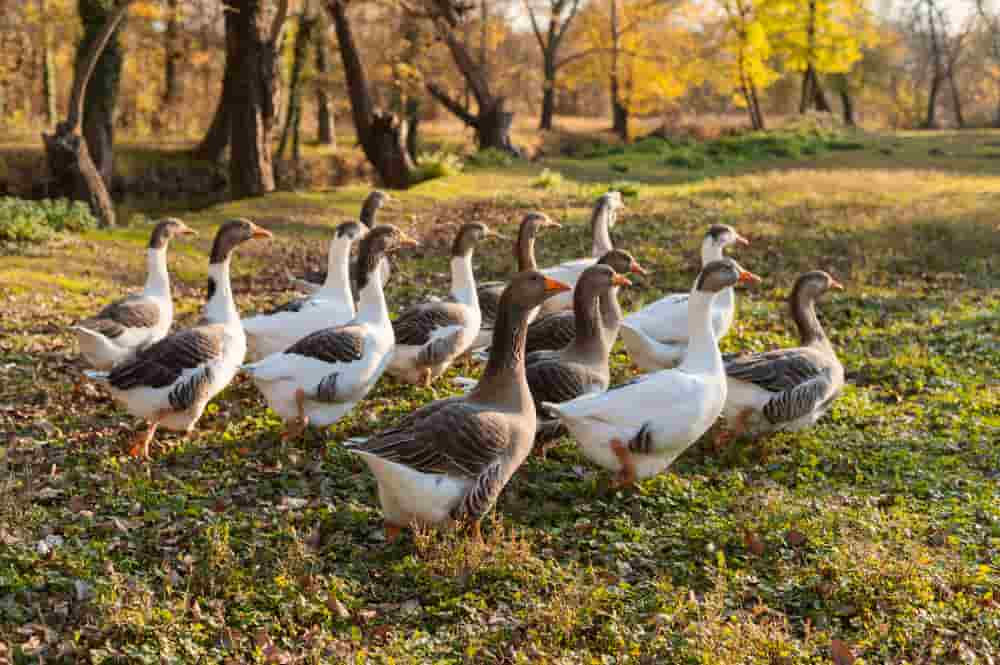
[831,639,855,665]
[328,596,350,619]
[785,530,806,547]
[743,530,765,556]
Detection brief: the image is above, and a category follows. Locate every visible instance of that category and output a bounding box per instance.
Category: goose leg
[714,408,753,451]
[384,522,404,543]
[128,409,170,459]
[282,388,310,441]
[610,439,637,488]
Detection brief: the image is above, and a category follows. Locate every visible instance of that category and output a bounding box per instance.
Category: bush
[414,151,464,182]
[466,148,514,168]
[0,198,97,244]
[532,168,564,190]
[664,148,708,170]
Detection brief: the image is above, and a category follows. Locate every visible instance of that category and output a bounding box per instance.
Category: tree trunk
[227,0,285,199]
[44,0,132,227]
[405,97,421,162]
[539,57,555,130]
[192,11,238,162]
[839,86,855,127]
[926,74,941,128]
[314,24,334,145]
[162,0,180,115]
[42,21,58,127]
[800,65,831,113]
[326,0,413,188]
[947,66,965,128]
[278,12,314,161]
[612,95,628,140]
[76,0,125,189]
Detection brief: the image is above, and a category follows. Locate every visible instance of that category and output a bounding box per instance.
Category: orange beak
[738,269,761,284]
[178,223,197,236]
[734,233,750,246]
[612,274,632,287]
[543,277,571,294]
[830,278,844,290]
[488,229,510,241]
[629,260,647,276]
[250,224,273,240]
[542,219,562,230]
[399,231,421,249]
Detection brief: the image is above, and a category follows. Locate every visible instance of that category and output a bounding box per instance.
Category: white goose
[242,221,364,361]
[86,220,273,459]
[72,218,196,370]
[386,222,503,387]
[544,260,760,486]
[538,191,625,316]
[242,226,418,439]
[620,224,749,372]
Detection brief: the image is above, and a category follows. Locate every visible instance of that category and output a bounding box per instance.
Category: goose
[71,218,196,370]
[242,226,419,439]
[717,271,844,446]
[346,271,571,541]
[538,191,625,316]
[526,264,633,447]
[525,249,645,355]
[386,222,504,387]
[288,190,392,294]
[242,221,364,361]
[544,260,760,487]
[620,224,749,372]
[471,212,562,350]
[85,219,273,459]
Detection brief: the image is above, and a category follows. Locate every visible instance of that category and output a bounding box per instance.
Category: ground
[0,128,998,664]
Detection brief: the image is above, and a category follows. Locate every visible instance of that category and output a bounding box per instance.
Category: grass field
[1,129,998,663]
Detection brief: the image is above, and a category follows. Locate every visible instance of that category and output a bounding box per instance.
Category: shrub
[0,198,97,244]
[664,148,709,170]
[466,148,514,168]
[414,151,464,182]
[532,168,564,190]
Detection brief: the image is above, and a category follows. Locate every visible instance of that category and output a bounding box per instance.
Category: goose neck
[317,237,354,305]
[450,254,478,308]
[791,288,828,348]
[700,239,724,266]
[517,227,537,272]
[474,301,533,412]
[204,260,239,326]
[679,290,723,375]
[356,269,390,326]
[143,247,170,297]
[591,204,616,257]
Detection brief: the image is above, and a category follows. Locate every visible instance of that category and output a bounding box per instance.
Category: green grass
[1,131,998,663]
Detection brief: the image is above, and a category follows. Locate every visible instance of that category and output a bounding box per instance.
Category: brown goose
[86,220,273,459]
[718,270,844,446]
[472,212,562,350]
[72,218,196,370]
[385,222,504,386]
[346,271,571,541]
[525,249,646,354]
[526,264,633,446]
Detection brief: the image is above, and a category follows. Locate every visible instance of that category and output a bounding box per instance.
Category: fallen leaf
[785,530,806,547]
[743,530,765,557]
[831,639,855,665]
[69,495,87,513]
[328,597,350,619]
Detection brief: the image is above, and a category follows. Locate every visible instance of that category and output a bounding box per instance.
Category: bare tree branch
[66,0,133,131]
[426,82,477,126]
[270,0,291,44]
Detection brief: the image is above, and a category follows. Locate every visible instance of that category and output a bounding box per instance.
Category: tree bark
[192,10,238,162]
[947,65,964,128]
[42,17,58,127]
[44,0,132,227]
[326,0,413,188]
[314,20,334,145]
[278,12,315,161]
[835,76,856,127]
[539,59,555,130]
[76,0,125,189]
[227,0,286,199]
[162,0,181,111]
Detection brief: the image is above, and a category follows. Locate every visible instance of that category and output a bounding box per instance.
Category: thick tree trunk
[327,0,413,188]
[192,12,238,162]
[405,97,420,162]
[800,65,831,113]
[947,67,965,128]
[314,26,334,145]
[840,87,855,127]
[612,96,628,140]
[926,75,941,128]
[539,57,556,131]
[162,0,180,112]
[44,0,132,227]
[42,3,58,127]
[227,0,284,199]
[76,0,124,189]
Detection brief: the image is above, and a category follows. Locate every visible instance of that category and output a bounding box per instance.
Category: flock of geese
[73,191,844,540]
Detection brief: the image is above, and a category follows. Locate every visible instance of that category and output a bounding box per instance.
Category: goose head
[355,225,419,288]
[148,218,196,249]
[209,219,273,264]
[360,191,391,228]
[792,270,844,301]
[452,222,506,258]
[695,259,760,294]
[597,249,647,277]
[505,271,572,312]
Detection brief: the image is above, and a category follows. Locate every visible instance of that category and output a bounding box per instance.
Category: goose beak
[542,219,562,229]
[830,279,844,290]
[489,230,510,241]
[250,224,273,240]
[399,231,421,249]
[543,277,571,294]
[738,270,761,285]
[734,233,750,246]
[178,224,197,236]
[612,274,632,287]
[629,260,648,276]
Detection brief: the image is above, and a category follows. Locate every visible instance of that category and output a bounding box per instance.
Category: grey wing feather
[450,459,505,523]
[107,325,224,390]
[525,356,592,408]
[285,325,365,364]
[762,369,835,425]
[393,303,467,346]
[82,296,161,338]
[724,348,825,393]
[525,312,575,354]
[351,401,511,477]
[168,366,216,411]
[417,328,464,366]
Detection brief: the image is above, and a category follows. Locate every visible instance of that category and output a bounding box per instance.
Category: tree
[976,0,1000,126]
[278,4,318,164]
[76,0,127,188]
[909,0,968,128]
[43,0,133,227]
[162,0,181,114]
[421,0,520,154]
[314,11,335,145]
[523,0,583,130]
[192,6,237,162]
[227,0,288,198]
[326,0,415,188]
[716,0,779,129]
